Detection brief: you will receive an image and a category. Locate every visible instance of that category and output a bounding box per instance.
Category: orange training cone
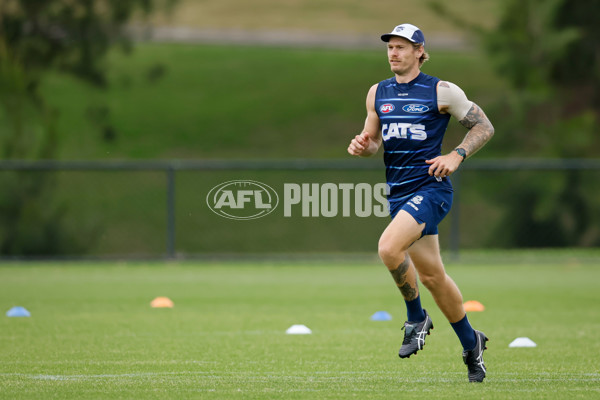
[463,300,485,312]
[151,297,174,308]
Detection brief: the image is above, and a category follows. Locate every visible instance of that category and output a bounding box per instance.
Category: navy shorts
[388,186,453,236]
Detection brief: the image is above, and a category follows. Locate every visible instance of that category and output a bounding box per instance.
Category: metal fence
[1,158,599,260]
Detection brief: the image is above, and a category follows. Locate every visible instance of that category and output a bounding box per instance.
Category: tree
[0,0,177,255]
[430,0,600,247]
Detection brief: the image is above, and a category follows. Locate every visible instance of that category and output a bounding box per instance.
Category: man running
[347,23,494,382]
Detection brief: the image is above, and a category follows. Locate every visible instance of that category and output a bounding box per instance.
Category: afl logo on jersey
[380,104,395,113]
[402,104,429,113]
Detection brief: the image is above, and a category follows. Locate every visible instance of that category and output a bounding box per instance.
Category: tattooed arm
[455,103,495,159]
[425,81,494,178]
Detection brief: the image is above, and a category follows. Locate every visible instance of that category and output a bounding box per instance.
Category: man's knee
[378,237,406,269]
[419,270,446,290]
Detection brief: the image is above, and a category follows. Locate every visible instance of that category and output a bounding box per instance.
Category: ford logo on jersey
[402,104,429,113]
[379,104,395,113]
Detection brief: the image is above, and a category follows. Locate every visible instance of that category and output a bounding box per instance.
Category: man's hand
[348,131,373,156]
[425,151,464,179]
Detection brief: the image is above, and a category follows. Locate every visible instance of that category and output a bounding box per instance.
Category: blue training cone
[370,311,392,321]
[6,306,31,317]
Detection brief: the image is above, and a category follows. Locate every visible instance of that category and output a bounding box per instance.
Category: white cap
[381,24,425,45]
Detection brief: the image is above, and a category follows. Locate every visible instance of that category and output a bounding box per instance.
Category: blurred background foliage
[0,0,598,256]
[431,0,600,247]
[0,0,177,254]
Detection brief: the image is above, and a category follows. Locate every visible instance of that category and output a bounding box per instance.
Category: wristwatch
[454,148,467,162]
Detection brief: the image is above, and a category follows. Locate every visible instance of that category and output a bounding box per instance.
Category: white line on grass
[0,371,208,381]
[1,371,599,383]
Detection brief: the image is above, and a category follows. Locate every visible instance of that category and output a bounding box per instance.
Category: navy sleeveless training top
[375,72,453,201]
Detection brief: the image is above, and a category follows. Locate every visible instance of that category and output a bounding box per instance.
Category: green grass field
[2,258,599,399]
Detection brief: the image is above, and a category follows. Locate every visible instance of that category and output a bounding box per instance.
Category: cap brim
[381,33,421,44]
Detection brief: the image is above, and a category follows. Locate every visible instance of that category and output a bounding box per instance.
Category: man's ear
[415,45,424,59]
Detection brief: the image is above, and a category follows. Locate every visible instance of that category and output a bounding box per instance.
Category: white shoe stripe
[416,315,430,349]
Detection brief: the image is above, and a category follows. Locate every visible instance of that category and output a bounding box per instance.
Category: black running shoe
[398,309,433,358]
[462,330,489,382]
